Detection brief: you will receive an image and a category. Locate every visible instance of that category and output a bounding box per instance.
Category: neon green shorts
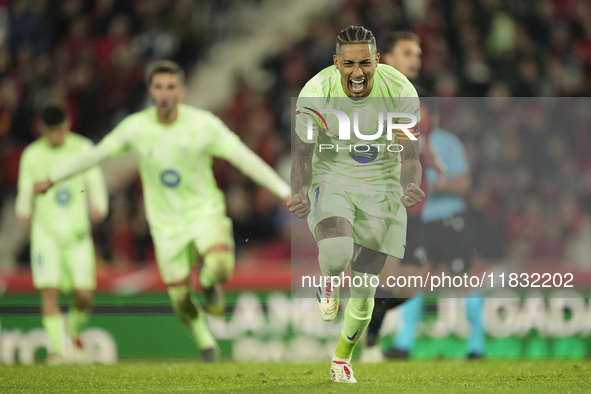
[153,215,235,284]
[307,181,407,258]
[30,227,96,292]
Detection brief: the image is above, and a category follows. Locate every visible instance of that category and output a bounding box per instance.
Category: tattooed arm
[289,134,315,218]
[398,138,425,208]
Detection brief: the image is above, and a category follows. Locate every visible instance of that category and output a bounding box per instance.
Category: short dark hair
[147,60,185,85]
[336,26,377,54]
[40,106,66,127]
[381,31,420,54]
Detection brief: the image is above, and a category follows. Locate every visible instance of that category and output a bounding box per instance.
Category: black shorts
[402,213,473,274]
[401,215,428,266]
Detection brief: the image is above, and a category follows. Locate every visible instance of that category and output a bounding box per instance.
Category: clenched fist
[400,183,425,208]
[287,194,310,218]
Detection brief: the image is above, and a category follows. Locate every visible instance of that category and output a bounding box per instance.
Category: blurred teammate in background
[290,26,424,383]
[16,106,108,364]
[34,61,291,362]
[362,32,483,361]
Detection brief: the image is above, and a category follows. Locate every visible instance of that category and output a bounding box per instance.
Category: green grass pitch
[1,360,590,393]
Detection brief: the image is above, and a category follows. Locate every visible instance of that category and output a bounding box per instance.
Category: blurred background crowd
[1,0,591,273]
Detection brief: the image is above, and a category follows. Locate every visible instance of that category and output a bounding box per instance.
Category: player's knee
[41,288,60,302]
[40,289,61,315]
[204,251,235,283]
[168,286,196,319]
[317,237,354,276]
[168,285,186,307]
[73,290,93,309]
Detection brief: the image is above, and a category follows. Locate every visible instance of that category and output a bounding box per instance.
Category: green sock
[42,314,65,356]
[334,334,353,360]
[168,286,216,350]
[67,308,90,339]
[186,290,216,349]
[200,251,234,289]
[335,298,374,359]
[190,312,216,350]
[335,271,378,359]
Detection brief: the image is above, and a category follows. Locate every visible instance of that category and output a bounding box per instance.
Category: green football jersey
[295,64,420,192]
[16,133,107,245]
[98,104,240,240]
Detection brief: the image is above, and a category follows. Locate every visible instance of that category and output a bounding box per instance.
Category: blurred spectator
[8,0,50,55]
[166,0,201,69]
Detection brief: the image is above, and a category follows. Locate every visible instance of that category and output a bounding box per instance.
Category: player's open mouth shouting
[350,77,365,94]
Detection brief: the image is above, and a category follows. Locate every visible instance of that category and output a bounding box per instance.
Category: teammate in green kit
[288,26,424,382]
[34,61,291,362]
[16,106,108,364]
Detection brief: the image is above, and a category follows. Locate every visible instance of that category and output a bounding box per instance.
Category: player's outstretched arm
[33,145,111,195]
[34,115,132,195]
[225,141,291,203]
[86,164,109,223]
[399,139,425,208]
[290,134,314,218]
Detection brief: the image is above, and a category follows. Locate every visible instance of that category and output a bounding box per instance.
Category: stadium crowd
[1,0,591,270]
